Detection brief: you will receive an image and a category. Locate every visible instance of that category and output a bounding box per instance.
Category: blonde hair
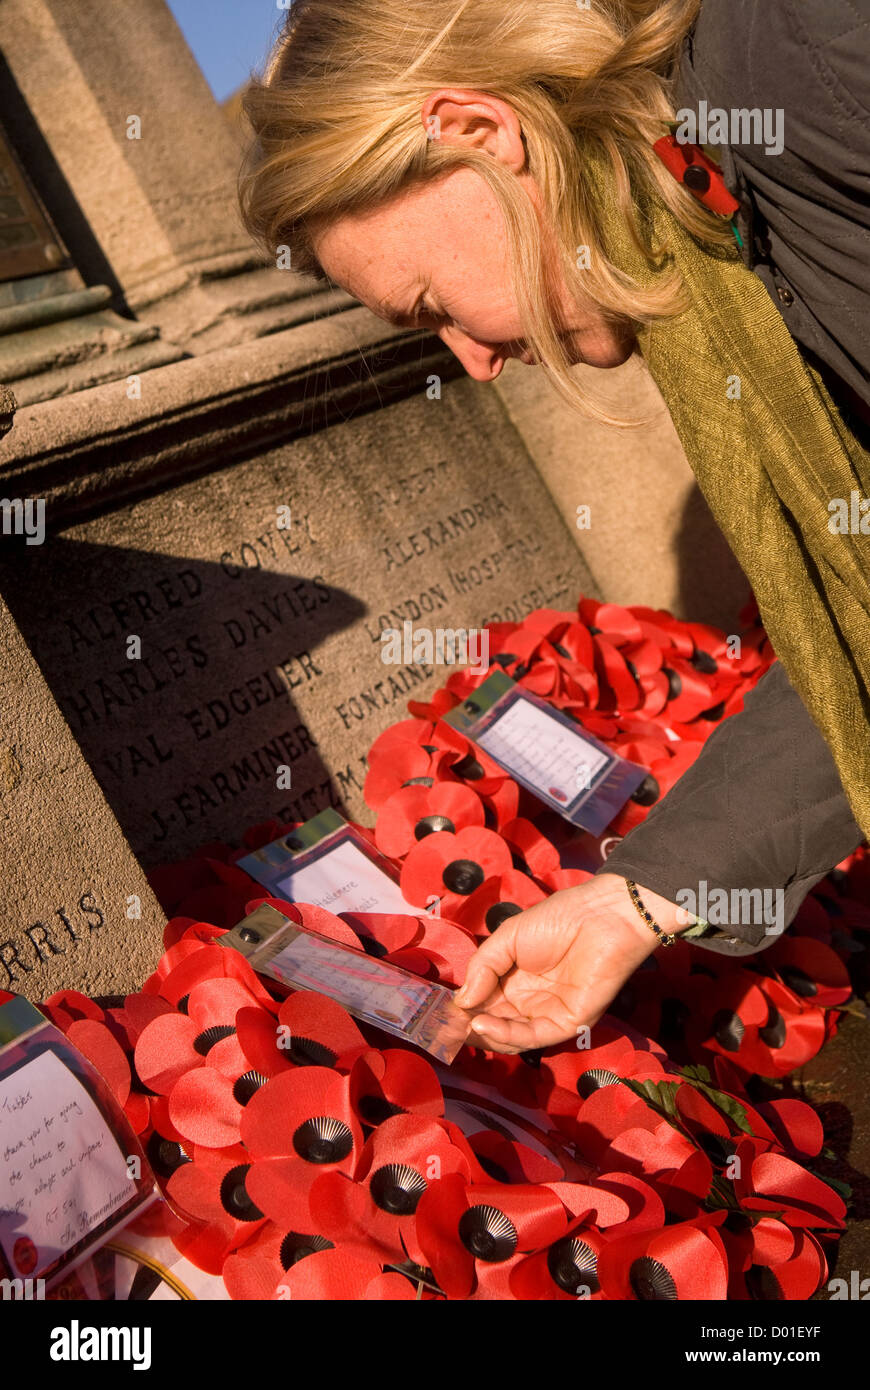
[240,0,734,423]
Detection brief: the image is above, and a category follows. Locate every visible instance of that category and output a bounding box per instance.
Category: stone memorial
[0,0,742,1004]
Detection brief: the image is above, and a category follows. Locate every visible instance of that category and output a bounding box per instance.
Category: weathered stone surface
[0,367,594,884]
[495,354,748,629]
[0,595,166,1000]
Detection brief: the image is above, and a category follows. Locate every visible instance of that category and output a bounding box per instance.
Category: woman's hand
[453,872,690,1053]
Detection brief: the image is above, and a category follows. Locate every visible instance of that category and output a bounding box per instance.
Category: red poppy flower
[308,1114,472,1266]
[400,826,513,918]
[348,1048,444,1127]
[415,1173,568,1299]
[165,1142,268,1271]
[374,780,485,859]
[134,973,270,1099]
[653,134,740,218]
[598,1214,730,1299]
[242,1067,363,1231]
[221,1222,335,1301]
[267,1246,419,1300]
[451,869,546,938]
[731,1139,846,1231]
[509,1218,614,1300]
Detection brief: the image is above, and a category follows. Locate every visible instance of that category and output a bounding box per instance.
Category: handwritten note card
[477,698,610,805]
[276,839,422,916]
[0,1049,132,1278]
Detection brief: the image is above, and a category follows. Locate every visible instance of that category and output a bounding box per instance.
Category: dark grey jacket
[599,0,869,951]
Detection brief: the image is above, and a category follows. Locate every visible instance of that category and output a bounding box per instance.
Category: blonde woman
[241,0,870,1053]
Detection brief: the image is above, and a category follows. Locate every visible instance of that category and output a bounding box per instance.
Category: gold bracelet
[625,879,678,947]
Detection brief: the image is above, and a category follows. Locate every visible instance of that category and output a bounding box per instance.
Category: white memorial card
[273,838,423,917]
[0,1050,133,1280]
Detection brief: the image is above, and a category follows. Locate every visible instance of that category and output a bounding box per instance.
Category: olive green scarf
[594,158,870,837]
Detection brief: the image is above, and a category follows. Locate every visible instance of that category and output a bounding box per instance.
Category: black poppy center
[485,901,522,933]
[370,1164,427,1216]
[279,1231,334,1269]
[292,1116,354,1165]
[219,1164,264,1222]
[630,1255,678,1300]
[780,966,817,998]
[145,1132,191,1180]
[358,1094,406,1126]
[442,858,484,895]
[233,1070,269,1105]
[759,1004,787,1049]
[452,754,485,782]
[458,1205,518,1263]
[712,1009,745,1052]
[286,1036,338,1068]
[415,814,455,840]
[690,649,718,675]
[193,1023,237,1056]
[663,668,683,700]
[547,1237,600,1295]
[576,1067,620,1099]
[631,774,660,808]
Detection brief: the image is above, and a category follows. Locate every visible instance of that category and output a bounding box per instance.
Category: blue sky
[167,0,285,102]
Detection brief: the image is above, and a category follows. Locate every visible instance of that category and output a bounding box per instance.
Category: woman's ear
[421,88,527,172]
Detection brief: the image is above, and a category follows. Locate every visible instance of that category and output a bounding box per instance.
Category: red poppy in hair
[598,1213,730,1300]
[241,1067,363,1231]
[374,780,485,860]
[653,134,740,218]
[308,1114,472,1266]
[415,1172,568,1299]
[399,826,513,919]
[165,1142,268,1269]
[348,1048,444,1128]
[451,868,546,939]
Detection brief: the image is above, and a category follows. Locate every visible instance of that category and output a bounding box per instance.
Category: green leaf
[678,1065,755,1136]
[680,1064,713,1086]
[620,1077,681,1122]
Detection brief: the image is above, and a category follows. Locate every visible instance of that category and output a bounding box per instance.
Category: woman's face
[311,163,636,382]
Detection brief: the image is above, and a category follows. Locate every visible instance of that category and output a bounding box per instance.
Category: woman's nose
[439,326,506,382]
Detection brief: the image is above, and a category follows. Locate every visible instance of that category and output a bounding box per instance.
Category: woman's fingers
[468,1010,569,1052]
[454,915,524,1008]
